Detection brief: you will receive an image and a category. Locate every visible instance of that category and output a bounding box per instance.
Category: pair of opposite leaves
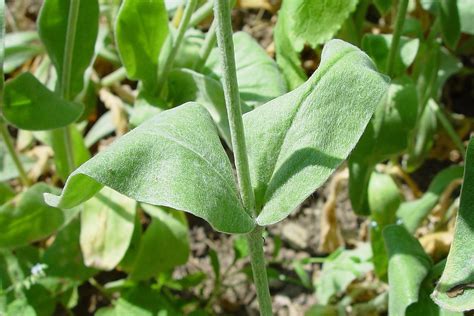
[45,40,389,234]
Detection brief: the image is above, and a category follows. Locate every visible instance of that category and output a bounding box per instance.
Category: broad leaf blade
[204,32,287,108]
[349,78,418,214]
[438,0,461,49]
[168,68,232,147]
[384,224,433,316]
[0,183,75,248]
[129,204,189,280]
[362,34,419,76]
[45,103,254,234]
[274,0,358,89]
[458,0,474,35]
[432,138,474,312]
[80,187,137,271]
[281,0,358,50]
[3,72,83,130]
[245,40,389,225]
[38,0,99,99]
[115,0,168,89]
[274,12,306,90]
[43,217,97,281]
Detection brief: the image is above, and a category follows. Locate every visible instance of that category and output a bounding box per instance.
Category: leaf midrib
[152,129,245,211]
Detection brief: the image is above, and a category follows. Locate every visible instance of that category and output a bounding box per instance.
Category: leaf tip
[43,192,61,208]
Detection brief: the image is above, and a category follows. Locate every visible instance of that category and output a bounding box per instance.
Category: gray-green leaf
[205,31,287,108]
[115,0,169,90]
[431,138,474,312]
[245,39,389,225]
[45,103,254,234]
[458,0,474,35]
[168,68,233,147]
[274,0,358,89]
[384,224,433,316]
[3,72,84,130]
[38,0,99,99]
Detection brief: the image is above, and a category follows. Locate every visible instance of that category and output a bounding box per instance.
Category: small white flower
[30,263,47,277]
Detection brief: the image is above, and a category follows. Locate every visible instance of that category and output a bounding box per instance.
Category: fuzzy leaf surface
[115,0,168,89]
[38,0,99,99]
[245,40,389,225]
[45,103,254,234]
[205,31,287,108]
[384,224,433,316]
[432,139,474,312]
[168,68,233,147]
[2,72,83,130]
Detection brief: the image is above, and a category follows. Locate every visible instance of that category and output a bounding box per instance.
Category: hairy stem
[214,0,254,215]
[59,0,82,174]
[386,0,409,77]
[214,0,272,314]
[247,227,273,315]
[156,0,198,95]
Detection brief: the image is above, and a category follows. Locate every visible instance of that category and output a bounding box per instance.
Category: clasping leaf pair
[45,40,389,234]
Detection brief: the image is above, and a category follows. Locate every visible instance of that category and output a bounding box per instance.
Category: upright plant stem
[0,119,30,187]
[386,0,409,77]
[156,0,198,95]
[214,1,272,314]
[58,0,82,174]
[247,226,273,314]
[0,0,29,187]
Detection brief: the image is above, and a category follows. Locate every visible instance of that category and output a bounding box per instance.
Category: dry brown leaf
[389,164,422,198]
[111,83,136,105]
[420,231,452,262]
[99,88,128,136]
[237,0,280,12]
[27,145,53,181]
[319,169,348,253]
[431,178,463,220]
